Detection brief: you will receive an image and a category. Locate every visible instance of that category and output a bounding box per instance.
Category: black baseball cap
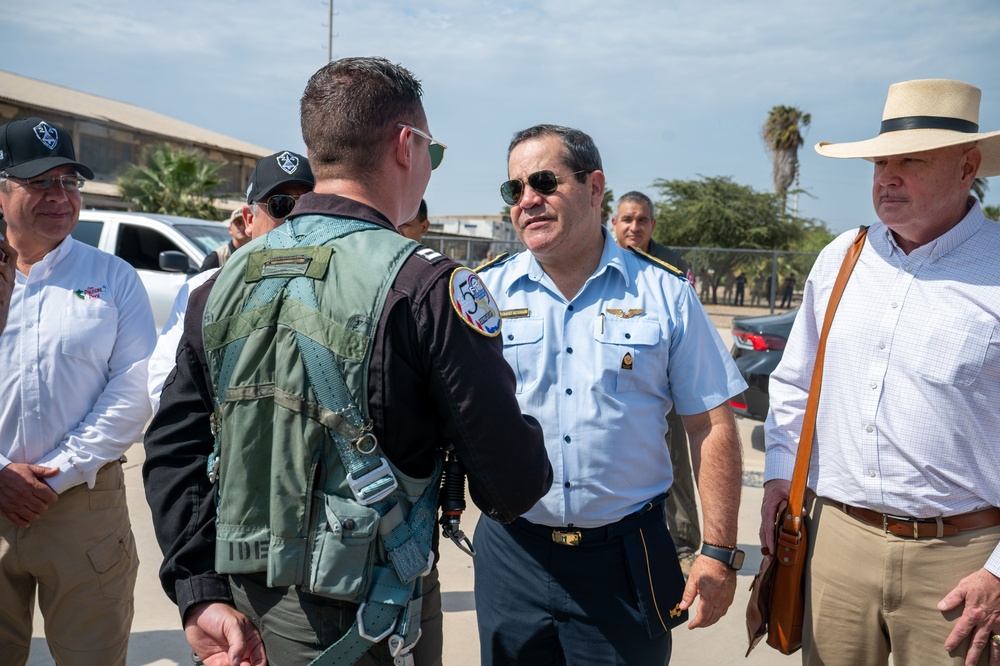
[245,151,314,204]
[0,117,94,180]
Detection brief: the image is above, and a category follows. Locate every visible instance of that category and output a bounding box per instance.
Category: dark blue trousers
[473,505,679,666]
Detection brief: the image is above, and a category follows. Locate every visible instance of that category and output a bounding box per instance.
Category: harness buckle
[347,457,399,506]
[356,602,397,642]
[552,529,582,546]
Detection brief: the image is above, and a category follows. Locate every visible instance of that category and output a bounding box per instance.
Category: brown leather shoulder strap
[783,226,868,535]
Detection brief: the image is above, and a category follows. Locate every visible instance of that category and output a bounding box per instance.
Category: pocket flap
[502,317,543,345]
[597,318,660,346]
[87,532,125,575]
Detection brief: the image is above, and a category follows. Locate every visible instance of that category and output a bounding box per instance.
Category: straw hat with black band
[815,79,1000,178]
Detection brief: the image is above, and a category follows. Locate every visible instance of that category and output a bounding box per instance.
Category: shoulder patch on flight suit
[628,246,687,281]
[413,246,448,265]
[449,267,502,337]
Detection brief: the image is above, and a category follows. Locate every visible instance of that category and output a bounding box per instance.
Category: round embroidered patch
[449,267,501,337]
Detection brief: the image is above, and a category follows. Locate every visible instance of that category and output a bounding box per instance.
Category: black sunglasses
[500,170,589,206]
[257,193,300,219]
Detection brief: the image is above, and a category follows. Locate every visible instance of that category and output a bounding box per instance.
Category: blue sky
[3,0,999,233]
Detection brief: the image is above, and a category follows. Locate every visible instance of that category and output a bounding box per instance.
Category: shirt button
[26,322,34,329]
[870,382,878,389]
[879,342,886,350]
[564,482,571,489]
[507,334,513,341]
[565,388,572,395]
[866,425,874,433]
[891,302,898,309]
[624,333,631,340]
[563,435,571,443]
[566,347,573,354]
[869,468,877,477]
[568,305,574,312]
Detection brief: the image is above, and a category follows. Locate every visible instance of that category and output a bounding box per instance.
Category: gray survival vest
[203,215,441,665]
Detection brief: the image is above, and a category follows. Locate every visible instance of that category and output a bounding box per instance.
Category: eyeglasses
[500,170,589,206]
[255,193,300,219]
[2,174,85,192]
[397,123,447,170]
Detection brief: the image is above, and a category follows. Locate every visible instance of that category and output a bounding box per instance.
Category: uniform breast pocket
[501,318,544,394]
[594,318,661,395]
[61,303,118,364]
[914,315,995,387]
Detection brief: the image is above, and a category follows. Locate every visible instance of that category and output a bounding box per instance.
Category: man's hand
[0,236,16,336]
[938,568,1000,666]
[759,479,791,554]
[185,602,266,666]
[0,463,59,527]
[680,556,737,628]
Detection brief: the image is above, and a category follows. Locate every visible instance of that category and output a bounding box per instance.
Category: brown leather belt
[839,503,1000,539]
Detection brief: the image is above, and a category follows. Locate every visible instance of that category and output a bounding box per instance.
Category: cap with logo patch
[245,151,314,204]
[0,117,94,180]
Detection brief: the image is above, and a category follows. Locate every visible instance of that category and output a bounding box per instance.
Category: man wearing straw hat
[760,79,1000,665]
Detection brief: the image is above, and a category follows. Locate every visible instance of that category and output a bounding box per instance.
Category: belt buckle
[552,529,582,546]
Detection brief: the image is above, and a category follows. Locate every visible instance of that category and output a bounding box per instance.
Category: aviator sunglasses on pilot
[257,193,300,219]
[397,123,447,170]
[500,170,589,206]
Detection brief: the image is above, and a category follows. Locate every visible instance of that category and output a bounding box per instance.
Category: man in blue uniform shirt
[474,124,748,665]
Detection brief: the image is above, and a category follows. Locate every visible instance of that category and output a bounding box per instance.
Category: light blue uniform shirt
[479,230,746,528]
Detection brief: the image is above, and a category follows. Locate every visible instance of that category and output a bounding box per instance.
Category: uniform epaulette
[475,251,515,273]
[628,246,686,280]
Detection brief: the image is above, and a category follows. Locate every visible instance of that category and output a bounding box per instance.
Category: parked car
[72,210,231,330]
[728,307,798,421]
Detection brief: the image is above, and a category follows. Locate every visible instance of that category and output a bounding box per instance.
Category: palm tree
[762,106,811,214]
[601,187,615,225]
[118,144,226,219]
[972,177,989,203]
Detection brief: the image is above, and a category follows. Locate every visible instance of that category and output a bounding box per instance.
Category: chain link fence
[675,246,819,313]
[422,234,819,314]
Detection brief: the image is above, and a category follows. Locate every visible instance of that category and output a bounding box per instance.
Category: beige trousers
[804,496,999,666]
[0,462,138,666]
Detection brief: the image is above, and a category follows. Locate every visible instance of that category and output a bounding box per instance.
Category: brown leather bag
[745,227,868,656]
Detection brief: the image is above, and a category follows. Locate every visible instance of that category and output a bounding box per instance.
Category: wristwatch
[700,543,745,571]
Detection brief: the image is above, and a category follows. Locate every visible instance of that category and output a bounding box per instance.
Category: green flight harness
[203,216,442,666]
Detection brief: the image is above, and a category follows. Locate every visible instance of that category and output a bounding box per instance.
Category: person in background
[146,150,314,414]
[200,207,250,271]
[610,190,702,576]
[399,197,430,242]
[0,117,155,665]
[762,78,1000,666]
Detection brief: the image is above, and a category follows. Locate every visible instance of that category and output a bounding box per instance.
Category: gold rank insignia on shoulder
[670,603,682,618]
[500,308,530,319]
[606,308,644,319]
[621,352,633,370]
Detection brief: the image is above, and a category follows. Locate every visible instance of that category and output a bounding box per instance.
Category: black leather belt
[513,494,666,547]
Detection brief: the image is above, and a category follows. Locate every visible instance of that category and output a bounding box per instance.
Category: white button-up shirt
[0,236,155,493]
[480,230,746,528]
[765,200,1000,571]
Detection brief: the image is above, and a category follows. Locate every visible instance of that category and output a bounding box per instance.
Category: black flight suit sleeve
[142,276,231,621]
[372,254,552,523]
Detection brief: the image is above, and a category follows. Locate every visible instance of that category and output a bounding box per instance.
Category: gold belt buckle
[552,529,582,546]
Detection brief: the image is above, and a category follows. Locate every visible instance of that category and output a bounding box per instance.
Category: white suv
[73,210,231,330]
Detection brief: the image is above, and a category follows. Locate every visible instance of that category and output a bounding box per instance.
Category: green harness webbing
[210,218,441,665]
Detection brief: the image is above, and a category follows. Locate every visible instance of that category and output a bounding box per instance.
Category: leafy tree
[985,204,1000,220]
[652,175,823,303]
[762,106,811,213]
[118,144,226,219]
[601,187,615,225]
[972,177,989,202]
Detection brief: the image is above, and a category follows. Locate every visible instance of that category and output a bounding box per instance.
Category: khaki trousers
[804,497,999,666]
[0,462,138,666]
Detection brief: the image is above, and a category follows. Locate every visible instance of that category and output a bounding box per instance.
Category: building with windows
[0,70,269,213]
